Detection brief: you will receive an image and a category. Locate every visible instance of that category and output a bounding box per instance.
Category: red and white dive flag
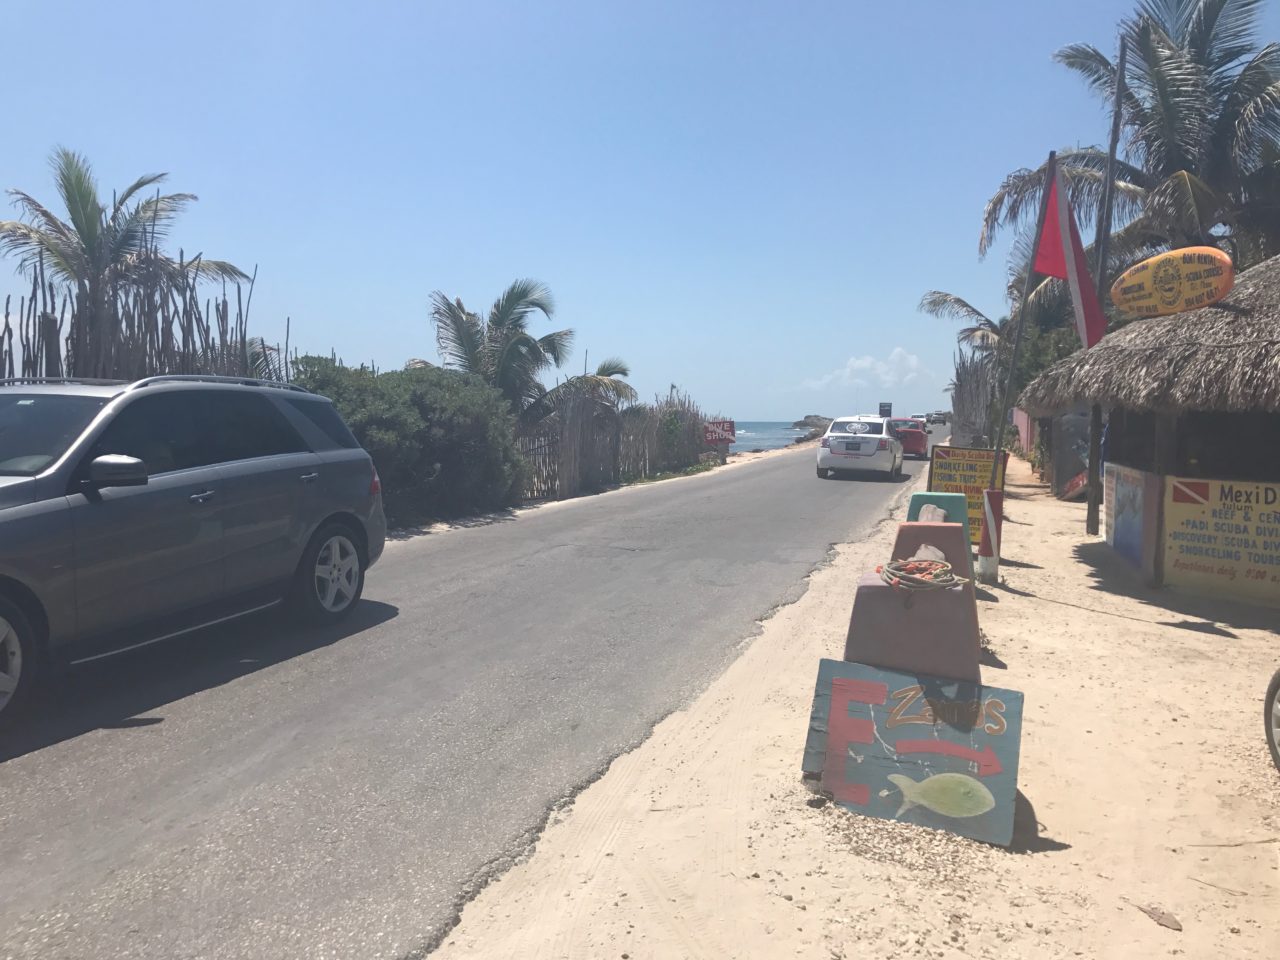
[1032,160,1107,349]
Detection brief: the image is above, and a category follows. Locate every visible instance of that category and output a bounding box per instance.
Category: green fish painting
[888,772,995,820]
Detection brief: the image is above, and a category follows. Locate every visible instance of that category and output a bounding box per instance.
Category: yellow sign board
[1110,246,1234,319]
[927,446,1007,545]
[1163,476,1280,607]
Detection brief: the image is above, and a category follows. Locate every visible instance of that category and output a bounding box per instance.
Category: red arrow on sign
[893,740,1003,776]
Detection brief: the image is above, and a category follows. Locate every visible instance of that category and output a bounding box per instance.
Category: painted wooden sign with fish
[802,659,1024,846]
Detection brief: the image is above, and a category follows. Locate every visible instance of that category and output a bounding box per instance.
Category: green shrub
[292,357,525,523]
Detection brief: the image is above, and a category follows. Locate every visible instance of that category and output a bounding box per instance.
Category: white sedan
[816,415,904,480]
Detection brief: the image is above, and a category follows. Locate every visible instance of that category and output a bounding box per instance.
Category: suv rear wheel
[291,523,365,623]
[0,596,39,726]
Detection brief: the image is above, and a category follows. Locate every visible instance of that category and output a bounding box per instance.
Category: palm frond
[50,147,103,259]
[113,192,197,253]
[5,189,76,242]
[1056,42,1156,142]
[493,330,557,410]
[430,291,486,374]
[247,337,285,380]
[979,150,1150,256]
[179,255,249,283]
[1136,0,1195,40]
[1183,0,1264,78]
[962,327,1001,351]
[1146,168,1226,240]
[593,356,631,378]
[1220,43,1280,174]
[487,278,555,333]
[1128,19,1211,176]
[0,219,82,284]
[1055,42,1121,98]
[111,172,169,221]
[918,290,996,327]
[524,368,640,426]
[535,328,574,367]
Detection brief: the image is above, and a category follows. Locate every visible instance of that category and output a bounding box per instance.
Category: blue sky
[4,1,1279,419]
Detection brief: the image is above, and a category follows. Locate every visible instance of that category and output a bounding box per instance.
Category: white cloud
[801,347,928,391]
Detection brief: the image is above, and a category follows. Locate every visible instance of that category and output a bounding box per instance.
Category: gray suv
[0,376,387,723]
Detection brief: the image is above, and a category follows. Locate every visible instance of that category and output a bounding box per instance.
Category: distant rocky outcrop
[791,414,832,431]
[790,414,832,443]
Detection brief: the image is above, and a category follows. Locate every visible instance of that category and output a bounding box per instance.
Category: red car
[890,418,930,460]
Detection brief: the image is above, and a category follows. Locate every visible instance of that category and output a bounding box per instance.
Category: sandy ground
[433,457,1279,959]
[387,442,816,543]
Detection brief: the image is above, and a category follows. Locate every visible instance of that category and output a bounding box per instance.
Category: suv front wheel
[0,596,39,726]
[291,523,365,624]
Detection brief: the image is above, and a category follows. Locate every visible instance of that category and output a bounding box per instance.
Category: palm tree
[430,278,574,417]
[0,147,246,339]
[981,0,1280,267]
[918,290,1003,353]
[523,356,639,426]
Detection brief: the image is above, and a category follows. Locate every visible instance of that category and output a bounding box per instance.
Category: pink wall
[1013,408,1036,451]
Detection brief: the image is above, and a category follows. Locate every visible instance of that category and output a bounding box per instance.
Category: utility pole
[1086,38,1127,536]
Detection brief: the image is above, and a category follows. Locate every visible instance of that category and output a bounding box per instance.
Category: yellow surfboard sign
[1110,246,1234,318]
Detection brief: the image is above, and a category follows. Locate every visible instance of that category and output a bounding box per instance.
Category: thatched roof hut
[1020,253,1280,416]
[1016,254,1280,608]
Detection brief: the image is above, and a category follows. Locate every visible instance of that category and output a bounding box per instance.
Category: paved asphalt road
[0,440,936,960]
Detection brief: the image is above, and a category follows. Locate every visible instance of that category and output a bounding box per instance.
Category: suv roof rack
[127,375,312,394]
[0,377,129,387]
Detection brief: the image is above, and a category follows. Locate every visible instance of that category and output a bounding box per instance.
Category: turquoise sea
[730,421,808,453]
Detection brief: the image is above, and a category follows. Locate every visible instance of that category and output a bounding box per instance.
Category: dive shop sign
[1163,476,1280,607]
[802,659,1024,846]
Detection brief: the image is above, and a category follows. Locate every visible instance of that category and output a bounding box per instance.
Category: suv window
[90,393,213,475]
[205,393,309,463]
[285,397,359,449]
[0,394,107,475]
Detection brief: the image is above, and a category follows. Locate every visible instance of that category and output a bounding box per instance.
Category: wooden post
[1086,38,1127,535]
[1151,412,1178,586]
[981,151,1056,584]
[1087,402,1104,534]
[988,152,1056,489]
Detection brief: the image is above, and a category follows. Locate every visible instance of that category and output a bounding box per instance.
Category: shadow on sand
[1007,791,1072,854]
[1073,541,1277,635]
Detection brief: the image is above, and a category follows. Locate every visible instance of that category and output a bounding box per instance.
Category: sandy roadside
[432,455,1279,959]
[386,441,816,545]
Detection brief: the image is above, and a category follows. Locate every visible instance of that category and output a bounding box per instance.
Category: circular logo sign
[1153,259,1182,308]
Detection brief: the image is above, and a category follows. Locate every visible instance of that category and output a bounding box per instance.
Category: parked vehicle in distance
[889,418,930,460]
[928,412,948,424]
[0,375,387,724]
[816,415,903,480]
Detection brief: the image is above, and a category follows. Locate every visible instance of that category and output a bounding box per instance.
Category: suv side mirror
[89,454,148,488]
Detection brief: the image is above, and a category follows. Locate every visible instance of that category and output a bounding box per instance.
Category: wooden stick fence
[518,386,717,500]
[0,254,284,382]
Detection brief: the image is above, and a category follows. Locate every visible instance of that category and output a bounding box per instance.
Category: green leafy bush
[292,357,526,523]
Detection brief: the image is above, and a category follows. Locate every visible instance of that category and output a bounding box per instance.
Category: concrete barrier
[843,571,982,683]
[906,492,973,570]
